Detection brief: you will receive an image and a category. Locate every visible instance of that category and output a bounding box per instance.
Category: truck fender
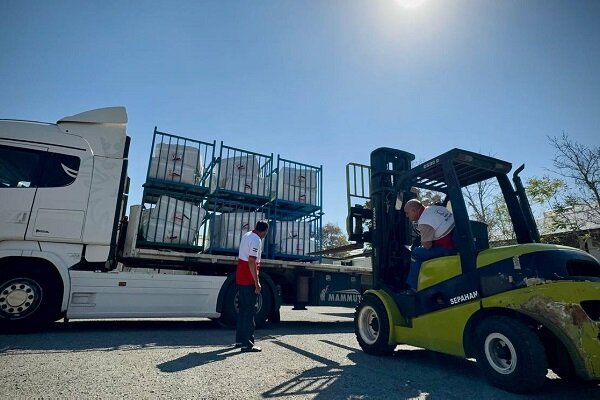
[0,251,71,314]
[362,289,406,345]
[216,271,280,316]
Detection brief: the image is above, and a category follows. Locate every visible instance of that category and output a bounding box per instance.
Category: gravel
[1,306,597,399]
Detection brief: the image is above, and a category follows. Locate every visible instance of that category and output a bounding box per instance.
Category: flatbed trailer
[0,106,370,332]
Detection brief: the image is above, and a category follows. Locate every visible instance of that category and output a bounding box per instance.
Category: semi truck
[0,106,369,332]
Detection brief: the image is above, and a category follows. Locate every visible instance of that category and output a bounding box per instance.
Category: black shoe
[233,342,242,348]
[241,345,262,353]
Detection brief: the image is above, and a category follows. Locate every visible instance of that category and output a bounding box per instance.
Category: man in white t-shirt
[236,220,269,352]
[404,199,455,291]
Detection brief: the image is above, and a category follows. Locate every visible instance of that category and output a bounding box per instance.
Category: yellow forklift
[346,148,600,393]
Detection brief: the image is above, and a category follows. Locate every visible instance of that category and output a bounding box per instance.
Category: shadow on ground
[262,339,600,400]
[0,319,353,354]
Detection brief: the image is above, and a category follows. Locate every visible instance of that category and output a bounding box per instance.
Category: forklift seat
[418,254,461,291]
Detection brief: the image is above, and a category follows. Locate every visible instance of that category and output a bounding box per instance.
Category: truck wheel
[475,316,547,393]
[220,278,273,329]
[0,264,61,332]
[354,294,395,355]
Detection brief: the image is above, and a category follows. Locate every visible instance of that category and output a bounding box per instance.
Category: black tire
[219,278,273,329]
[0,264,62,333]
[475,316,548,394]
[354,294,396,355]
[548,341,578,381]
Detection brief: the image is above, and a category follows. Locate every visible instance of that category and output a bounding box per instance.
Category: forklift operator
[404,199,455,291]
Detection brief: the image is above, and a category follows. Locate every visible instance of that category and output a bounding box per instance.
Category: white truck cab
[0,107,131,329]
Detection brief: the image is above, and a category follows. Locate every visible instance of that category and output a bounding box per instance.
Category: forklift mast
[369,148,414,290]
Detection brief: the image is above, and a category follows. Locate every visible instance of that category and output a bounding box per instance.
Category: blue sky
[1,0,599,231]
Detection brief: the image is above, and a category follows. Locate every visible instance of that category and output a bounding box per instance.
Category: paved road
[1,306,598,399]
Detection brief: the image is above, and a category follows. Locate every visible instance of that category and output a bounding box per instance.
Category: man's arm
[248,256,262,294]
[419,224,435,249]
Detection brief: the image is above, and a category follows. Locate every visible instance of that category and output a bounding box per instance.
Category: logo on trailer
[320,285,361,303]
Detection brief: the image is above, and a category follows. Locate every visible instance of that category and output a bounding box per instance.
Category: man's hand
[422,240,433,249]
[255,281,262,294]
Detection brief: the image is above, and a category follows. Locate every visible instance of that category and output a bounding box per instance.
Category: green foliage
[321,222,350,257]
[526,177,565,205]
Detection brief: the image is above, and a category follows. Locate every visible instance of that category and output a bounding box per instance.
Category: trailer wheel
[475,316,547,393]
[354,294,395,355]
[0,264,61,332]
[220,278,273,329]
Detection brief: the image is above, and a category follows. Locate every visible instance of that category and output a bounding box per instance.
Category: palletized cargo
[270,213,321,261]
[144,128,216,196]
[137,195,205,249]
[271,156,322,215]
[208,143,273,207]
[202,200,269,255]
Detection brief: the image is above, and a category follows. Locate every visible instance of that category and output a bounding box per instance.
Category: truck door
[0,142,47,241]
[26,148,87,242]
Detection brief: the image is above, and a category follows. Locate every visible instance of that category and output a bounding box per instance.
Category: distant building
[537,205,600,260]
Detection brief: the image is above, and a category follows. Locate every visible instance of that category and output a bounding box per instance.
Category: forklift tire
[475,316,547,394]
[354,294,396,356]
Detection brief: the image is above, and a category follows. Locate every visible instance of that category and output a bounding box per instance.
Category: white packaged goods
[219,155,261,177]
[275,221,311,244]
[277,184,318,205]
[214,174,269,197]
[278,167,318,188]
[154,142,203,172]
[149,157,199,185]
[141,218,197,245]
[214,211,265,249]
[276,237,316,256]
[150,195,205,231]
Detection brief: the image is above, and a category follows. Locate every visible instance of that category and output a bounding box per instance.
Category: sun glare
[396,0,428,9]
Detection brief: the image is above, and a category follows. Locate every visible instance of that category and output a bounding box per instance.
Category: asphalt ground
[1,306,598,399]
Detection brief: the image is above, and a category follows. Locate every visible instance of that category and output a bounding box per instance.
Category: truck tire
[354,294,395,355]
[0,264,62,333]
[220,278,273,329]
[475,316,547,393]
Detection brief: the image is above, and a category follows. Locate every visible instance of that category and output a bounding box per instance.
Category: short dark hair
[255,220,269,232]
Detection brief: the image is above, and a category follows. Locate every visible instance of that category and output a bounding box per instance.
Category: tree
[546,133,600,227]
[321,222,350,257]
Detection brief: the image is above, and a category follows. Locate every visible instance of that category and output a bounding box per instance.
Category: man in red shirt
[236,220,269,352]
[404,199,455,291]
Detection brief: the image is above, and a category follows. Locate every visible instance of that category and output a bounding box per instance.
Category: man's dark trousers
[236,284,257,347]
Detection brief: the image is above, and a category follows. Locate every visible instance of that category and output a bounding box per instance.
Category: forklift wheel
[475,316,548,394]
[354,294,396,356]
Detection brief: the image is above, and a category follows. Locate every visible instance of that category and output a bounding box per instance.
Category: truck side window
[0,145,43,188]
[40,152,81,187]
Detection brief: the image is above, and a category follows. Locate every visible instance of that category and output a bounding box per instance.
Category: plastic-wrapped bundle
[277,184,318,205]
[274,221,311,245]
[150,196,205,231]
[212,174,270,197]
[212,211,266,249]
[218,155,260,177]
[141,218,197,245]
[278,167,318,189]
[154,142,203,174]
[277,237,317,256]
[148,157,199,185]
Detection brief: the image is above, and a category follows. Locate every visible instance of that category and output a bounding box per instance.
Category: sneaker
[233,342,242,348]
[241,345,262,353]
